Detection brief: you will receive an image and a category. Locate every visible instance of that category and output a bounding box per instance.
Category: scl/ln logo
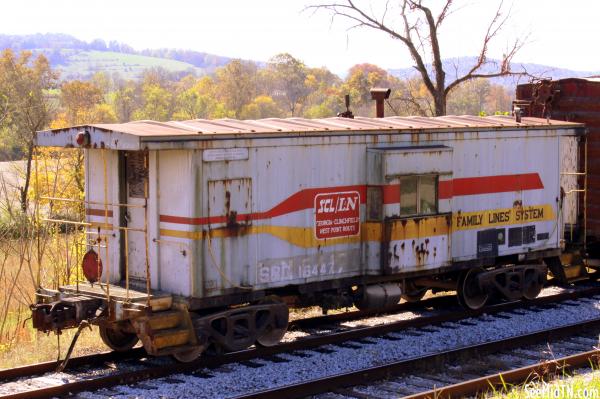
[317,195,359,214]
[314,191,360,240]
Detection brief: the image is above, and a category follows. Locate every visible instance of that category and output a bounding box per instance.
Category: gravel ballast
[73,292,600,399]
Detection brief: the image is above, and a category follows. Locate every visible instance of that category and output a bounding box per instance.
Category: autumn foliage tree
[267,53,310,116]
[0,49,58,211]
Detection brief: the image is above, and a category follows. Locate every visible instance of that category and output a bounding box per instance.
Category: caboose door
[123,151,149,284]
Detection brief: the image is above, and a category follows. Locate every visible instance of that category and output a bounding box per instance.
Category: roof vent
[337,94,354,119]
[370,88,391,118]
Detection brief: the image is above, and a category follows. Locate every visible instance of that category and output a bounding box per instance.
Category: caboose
[31,113,585,361]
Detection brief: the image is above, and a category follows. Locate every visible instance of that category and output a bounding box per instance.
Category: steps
[132,306,199,356]
[153,327,191,349]
[560,251,589,282]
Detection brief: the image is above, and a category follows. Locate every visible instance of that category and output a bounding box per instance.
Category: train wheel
[172,346,204,363]
[99,323,139,352]
[255,296,289,347]
[522,268,546,300]
[401,281,427,302]
[457,268,489,310]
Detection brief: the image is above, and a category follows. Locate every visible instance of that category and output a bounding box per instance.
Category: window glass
[400,176,418,215]
[419,175,437,215]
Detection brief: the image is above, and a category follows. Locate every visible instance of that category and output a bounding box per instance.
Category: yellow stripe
[161,225,367,248]
[160,205,554,248]
[160,219,444,249]
[386,216,450,241]
[453,204,554,231]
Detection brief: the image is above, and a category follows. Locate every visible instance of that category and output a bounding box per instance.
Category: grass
[58,50,205,80]
[0,232,112,369]
[488,368,600,399]
[0,155,109,369]
[0,321,108,369]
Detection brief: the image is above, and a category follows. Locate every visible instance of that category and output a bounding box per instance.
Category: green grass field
[56,50,205,79]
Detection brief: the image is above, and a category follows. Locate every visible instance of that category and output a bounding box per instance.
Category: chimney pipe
[337,94,354,119]
[370,88,391,118]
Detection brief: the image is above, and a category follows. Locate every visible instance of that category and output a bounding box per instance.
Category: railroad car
[516,78,600,281]
[30,109,588,362]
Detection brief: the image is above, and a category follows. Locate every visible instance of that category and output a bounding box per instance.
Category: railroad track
[243,320,600,399]
[1,286,599,399]
[0,292,457,382]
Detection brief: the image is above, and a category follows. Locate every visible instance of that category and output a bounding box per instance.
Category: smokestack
[370,88,391,118]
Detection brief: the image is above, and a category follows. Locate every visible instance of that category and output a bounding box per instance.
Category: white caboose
[31,115,583,361]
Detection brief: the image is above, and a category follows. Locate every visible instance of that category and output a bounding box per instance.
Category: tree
[0,93,8,125]
[59,80,104,125]
[311,0,525,116]
[446,78,491,115]
[112,81,138,122]
[133,82,173,121]
[485,84,512,114]
[215,60,258,118]
[0,49,58,212]
[240,95,284,119]
[173,76,230,120]
[342,63,403,115]
[267,53,310,116]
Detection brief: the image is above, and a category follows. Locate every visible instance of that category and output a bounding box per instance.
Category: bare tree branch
[309,0,526,116]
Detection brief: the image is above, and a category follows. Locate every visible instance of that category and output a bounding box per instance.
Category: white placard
[202,148,249,162]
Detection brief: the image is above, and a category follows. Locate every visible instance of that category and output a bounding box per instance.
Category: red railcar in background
[516,78,600,249]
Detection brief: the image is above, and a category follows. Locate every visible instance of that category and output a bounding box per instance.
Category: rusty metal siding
[449,133,561,260]
[174,127,574,296]
[71,117,581,300]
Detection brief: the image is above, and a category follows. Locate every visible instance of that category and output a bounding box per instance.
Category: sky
[0,0,598,75]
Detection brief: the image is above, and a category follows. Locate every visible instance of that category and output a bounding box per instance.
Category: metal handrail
[35,147,152,306]
[40,196,145,209]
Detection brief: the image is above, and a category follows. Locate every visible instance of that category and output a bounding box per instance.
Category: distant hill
[389,56,600,89]
[0,33,232,80]
[2,34,598,84]
[52,50,206,80]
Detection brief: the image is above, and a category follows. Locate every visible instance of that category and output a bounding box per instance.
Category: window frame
[399,174,439,217]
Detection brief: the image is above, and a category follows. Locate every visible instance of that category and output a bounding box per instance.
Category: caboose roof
[36,115,584,150]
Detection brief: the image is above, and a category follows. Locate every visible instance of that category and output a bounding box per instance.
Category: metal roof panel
[44,115,583,142]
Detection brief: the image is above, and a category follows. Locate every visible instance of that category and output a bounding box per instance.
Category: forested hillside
[1,33,595,165]
[0,33,232,79]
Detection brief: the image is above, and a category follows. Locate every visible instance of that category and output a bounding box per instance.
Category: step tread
[153,327,190,337]
[148,310,183,318]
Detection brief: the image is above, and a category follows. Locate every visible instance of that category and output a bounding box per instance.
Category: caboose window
[399,176,418,215]
[400,175,438,216]
[419,175,437,215]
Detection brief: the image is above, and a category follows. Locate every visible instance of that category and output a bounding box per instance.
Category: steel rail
[235,319,600,399]
[404,349,600,399]
[2,287,599,399]
[0,348,146,381]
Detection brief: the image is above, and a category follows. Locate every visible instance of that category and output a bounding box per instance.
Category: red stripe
[160,173,543,225]
[160,184,367,225]
[438,180,453,200]
[382,184,400,204]
[440,173,544,199]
